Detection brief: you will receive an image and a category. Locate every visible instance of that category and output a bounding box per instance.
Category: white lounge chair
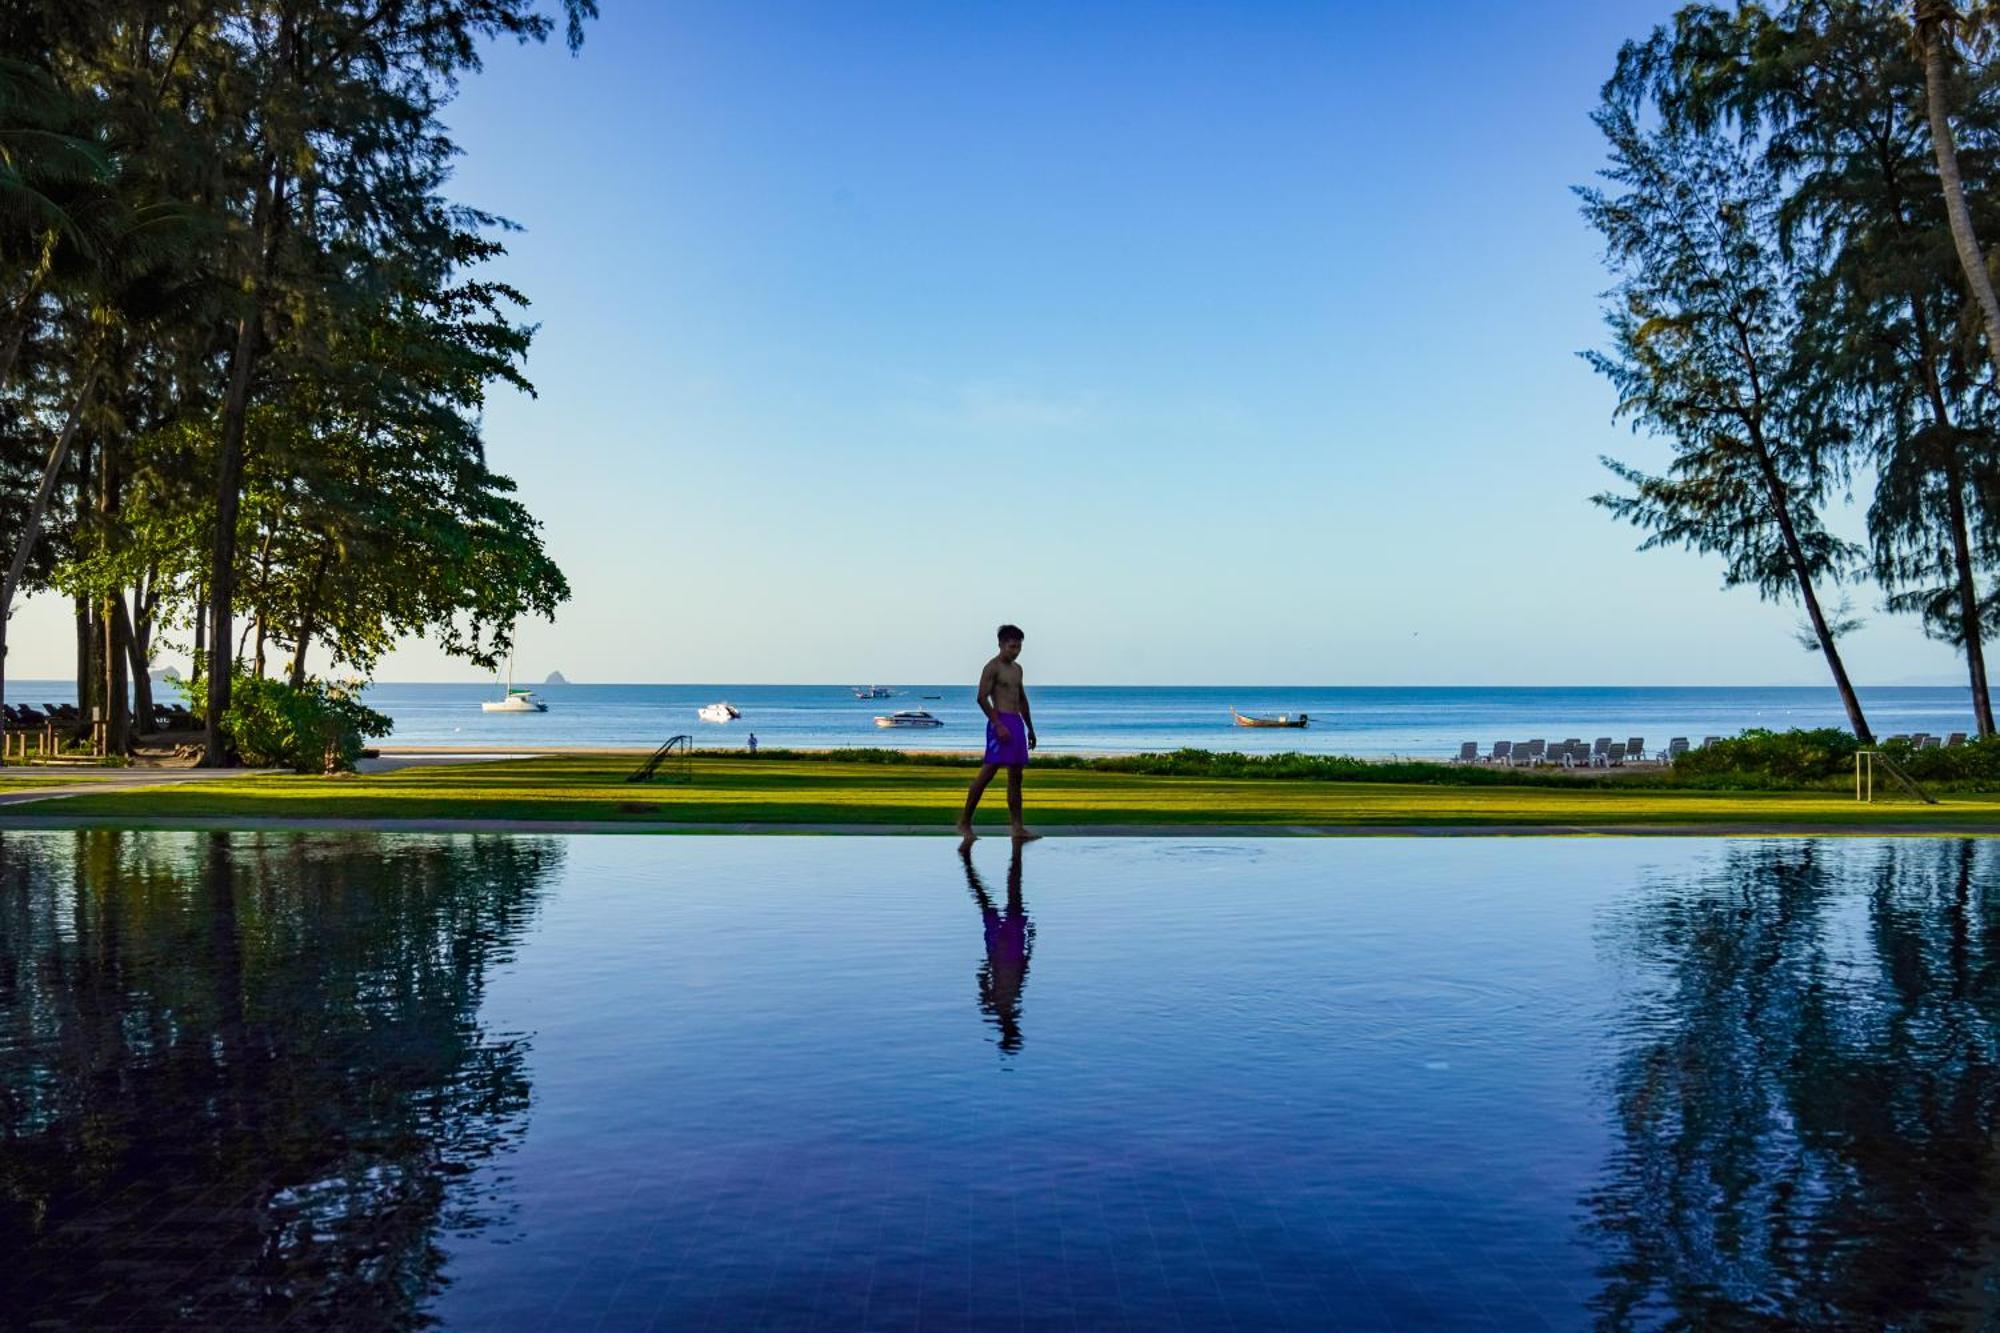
[1625,737,1645,764]
[1590,737,1613,768]
[1947,732,1967,748]
[1452,741,1479,764]
[1606,742,1628,767]
[1922,735,1943,749]
[1487,740,1511,765]
[1661,737,1689,764]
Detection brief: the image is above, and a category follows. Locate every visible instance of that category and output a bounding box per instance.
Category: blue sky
[12,0,1974,684]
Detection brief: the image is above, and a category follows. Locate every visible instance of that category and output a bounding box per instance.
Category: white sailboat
[482,642,547,713]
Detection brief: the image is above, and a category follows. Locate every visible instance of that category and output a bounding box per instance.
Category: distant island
[544,671,569,686]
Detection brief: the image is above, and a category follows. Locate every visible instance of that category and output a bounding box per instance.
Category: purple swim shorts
[984,712,1030,767]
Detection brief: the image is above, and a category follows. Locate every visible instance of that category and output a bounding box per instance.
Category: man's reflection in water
[960,841,1034,1054]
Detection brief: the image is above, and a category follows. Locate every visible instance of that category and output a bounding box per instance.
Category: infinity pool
[2,832,1996,1328]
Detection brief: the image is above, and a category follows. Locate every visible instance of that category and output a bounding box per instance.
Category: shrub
[1667,728,1861,784]
[742,731,2000,791]
[217,674,391,773]
[1882,735,2000,785]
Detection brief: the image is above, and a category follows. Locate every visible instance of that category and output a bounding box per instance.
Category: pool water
[2,833,1997,1328]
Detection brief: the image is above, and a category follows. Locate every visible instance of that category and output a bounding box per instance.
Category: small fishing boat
[853,686,894,699]
[875,710,944,729]
[1231,708,1309,728]
[698,701,741,723]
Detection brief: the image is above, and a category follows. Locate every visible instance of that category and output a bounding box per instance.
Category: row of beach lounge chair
[3,703,202,732]
[1453,731,1977,768]
[1452,736,1706,768]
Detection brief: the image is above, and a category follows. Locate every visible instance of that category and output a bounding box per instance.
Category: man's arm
[976,660,1001,725]
[1018,680,1035,748]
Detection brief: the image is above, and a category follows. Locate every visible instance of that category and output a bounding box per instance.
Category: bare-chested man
[957,624,1039,843]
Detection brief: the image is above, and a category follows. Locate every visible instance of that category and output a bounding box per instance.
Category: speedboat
[698,701,741,723]
[483,689,547,714]
[853,686,894,699]
[875,709,943,728]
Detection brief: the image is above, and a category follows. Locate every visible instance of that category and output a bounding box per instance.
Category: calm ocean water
[18,678,1985,756]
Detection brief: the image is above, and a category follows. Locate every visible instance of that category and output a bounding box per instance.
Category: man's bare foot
[1011,826,1042,842]
[955,819,976,841]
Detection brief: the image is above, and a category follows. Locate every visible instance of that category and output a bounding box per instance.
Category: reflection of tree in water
[961,842,1033,1054]
[0,830,559,1328]
[1587,839,2000,1329]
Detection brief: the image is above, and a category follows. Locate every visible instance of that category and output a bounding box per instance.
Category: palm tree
[0,55,111,389]
[1917,2,2000,385]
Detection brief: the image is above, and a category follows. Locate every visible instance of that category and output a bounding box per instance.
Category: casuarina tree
[1609,0,2000,733]
[1582,108,1875,740]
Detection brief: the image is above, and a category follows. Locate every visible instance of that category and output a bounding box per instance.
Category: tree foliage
[1591,0,2000,737]
[0,1,590,759]
[1582,104,1875,738]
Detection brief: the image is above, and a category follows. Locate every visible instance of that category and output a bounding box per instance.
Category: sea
[17,679,1985,757]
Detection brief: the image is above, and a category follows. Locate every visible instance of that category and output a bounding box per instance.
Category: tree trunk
[287,624,312,689]
[1908,293,1995,736]
[289,540,330,689]
[126,574,155,730]
[192,577,205,679]
[76,596,97,728]
[1793,566,1872,742]
[204,159,281,767]
[204,313,256,764]
[1764,471,1874,741]
[1920,3,2000,387]
[103,592,130,754]
[1944,461,1995,734]
[97,442,128,754]
[0,363,99,737]
[249,524,276,679]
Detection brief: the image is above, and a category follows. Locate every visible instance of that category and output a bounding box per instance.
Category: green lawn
[17,752,2000,830]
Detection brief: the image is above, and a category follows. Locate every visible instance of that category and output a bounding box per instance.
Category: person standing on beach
[957,624,1039,842]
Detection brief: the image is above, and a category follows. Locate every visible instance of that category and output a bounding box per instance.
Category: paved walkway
[0,750,504,801]
[0,768,286,807]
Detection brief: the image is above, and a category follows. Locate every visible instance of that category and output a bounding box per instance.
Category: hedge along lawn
[20,752,2000,829]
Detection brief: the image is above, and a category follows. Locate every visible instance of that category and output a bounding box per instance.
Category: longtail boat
[1231,708,1309,728]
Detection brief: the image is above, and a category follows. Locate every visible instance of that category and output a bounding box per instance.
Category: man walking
[957,624,1039,843]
